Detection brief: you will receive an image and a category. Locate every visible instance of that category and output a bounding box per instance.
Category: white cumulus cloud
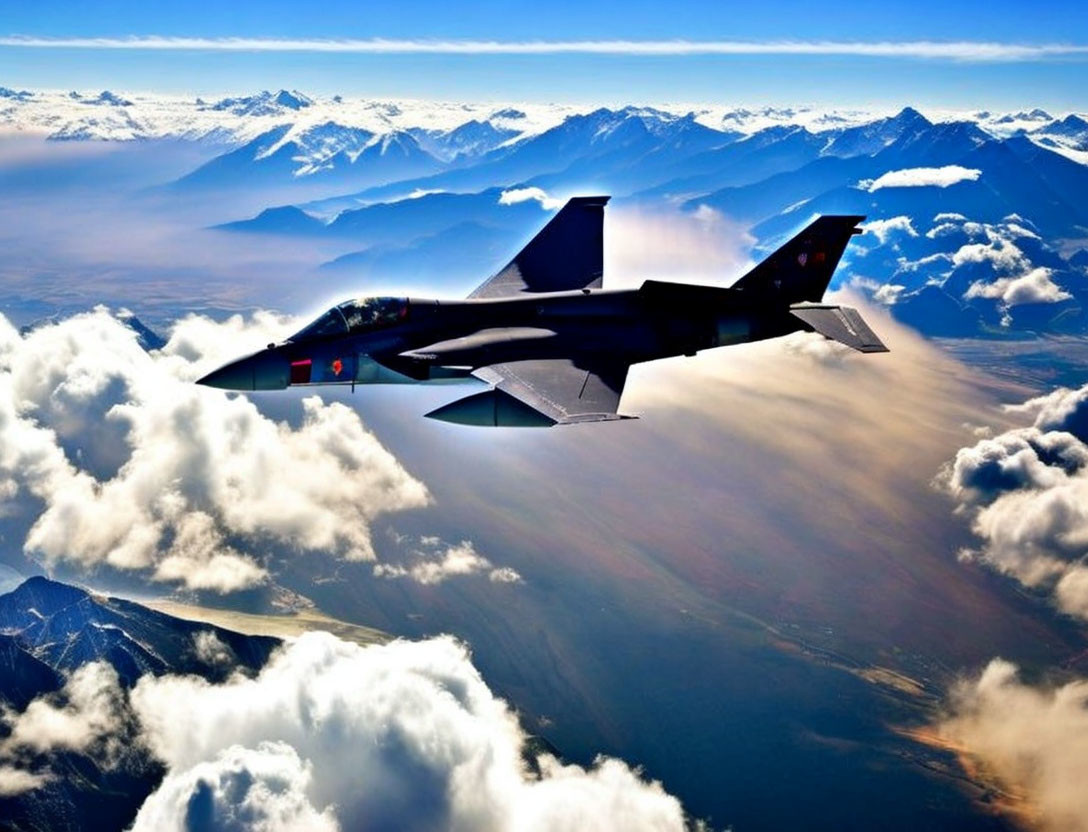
[134,741,339,832]
[862,215,918,244]
[952,237,1028,273]
[0,309,429,592]
[940,383,1088,620]
[873,283,907,305]
[965,267,1072,306]
[191,631,237,669]
[129,632,690,832]
[0,661,130,793]
[373,539,522,585]
[498,186,562,210]
[939,220,1072,309]
[862,165,981,192]
[1,661,125,758]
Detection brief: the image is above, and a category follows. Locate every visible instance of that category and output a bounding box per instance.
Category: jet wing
[472,358,633,424]
[469,196,609,299]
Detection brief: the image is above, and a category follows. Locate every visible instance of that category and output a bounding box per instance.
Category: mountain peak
[1,575,90,618]
[994,108,1054,125]
[273,89,313,110]
[1034,114,1088,142]
[1056,114,1088,128]
[91,90,133,107]
[0,577,280,686]
[116,310,167,351]
[891,106,930,125]
[205,90,312,117]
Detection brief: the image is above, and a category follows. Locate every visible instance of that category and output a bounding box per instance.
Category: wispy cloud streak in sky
[2,36,1087,62]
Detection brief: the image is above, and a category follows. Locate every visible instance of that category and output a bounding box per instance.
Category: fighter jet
[198,197,887,426]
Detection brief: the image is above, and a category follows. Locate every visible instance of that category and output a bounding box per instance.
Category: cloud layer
[129,632,688,831]
[0,632,691,828]
[940,659,1088,832]
[0,309,429,592]
[2,36,1086,62]
[941,383,1088,620]
[897,215,1071,312]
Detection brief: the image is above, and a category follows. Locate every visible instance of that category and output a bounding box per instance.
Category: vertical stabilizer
[469,196,610,299]
[731,215,865,303]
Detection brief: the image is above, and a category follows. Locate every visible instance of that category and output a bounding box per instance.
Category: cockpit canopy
[290,297,409,342]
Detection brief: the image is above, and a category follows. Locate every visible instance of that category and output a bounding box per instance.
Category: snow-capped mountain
[288,105,743,204]
[819,106,931,157]
[2,87,1085,154]
[1035,113,1088,145]
[0,85,32,100]
[202,88,313,116]
[409,119,521,162]
[0,87,576,146]
[171,121,443,190]
[4,87,1086,195]
[68,90,134,107]
[992,108,1052,125]
[1027,114,1088,166]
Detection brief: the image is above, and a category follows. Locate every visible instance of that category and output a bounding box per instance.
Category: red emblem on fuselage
[331,358,343,377]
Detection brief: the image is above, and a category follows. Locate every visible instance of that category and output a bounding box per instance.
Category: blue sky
[2,0,1087,108]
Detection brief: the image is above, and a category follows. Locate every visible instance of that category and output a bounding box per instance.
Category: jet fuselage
[198,283,800,392]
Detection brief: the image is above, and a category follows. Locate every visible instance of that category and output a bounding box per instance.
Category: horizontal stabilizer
[790,304,889,353]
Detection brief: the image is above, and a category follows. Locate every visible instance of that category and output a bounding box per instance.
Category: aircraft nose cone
[196,350,290,391]
[196,361,252,390]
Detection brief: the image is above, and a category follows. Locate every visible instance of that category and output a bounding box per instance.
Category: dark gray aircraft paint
[198,197,887,425]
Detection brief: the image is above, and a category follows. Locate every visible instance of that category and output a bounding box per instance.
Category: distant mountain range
[0,577,278,832]
[203,104,1088,335]
[4,88,1088,338]
[170,122,444,192]
[4,87,1085,161]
